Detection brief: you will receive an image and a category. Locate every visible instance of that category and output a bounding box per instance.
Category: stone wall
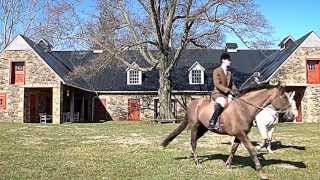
[301,86,320,122]
[0,50,61,123]
[270,47,320,122]
[97,94,208,121]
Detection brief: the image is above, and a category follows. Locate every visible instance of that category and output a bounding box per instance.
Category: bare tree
[0,0,89,50]
[84,0,273,119]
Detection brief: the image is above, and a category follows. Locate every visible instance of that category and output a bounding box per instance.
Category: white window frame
[188,61,205,85]
[127,69,142,85]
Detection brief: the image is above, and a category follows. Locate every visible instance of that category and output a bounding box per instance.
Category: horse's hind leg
[225,137,240,168]
[191,124,207,166]
[238,133,268,180]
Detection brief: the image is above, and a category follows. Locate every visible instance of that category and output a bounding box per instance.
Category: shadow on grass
[174,153,306,169]
[221,141,306,151]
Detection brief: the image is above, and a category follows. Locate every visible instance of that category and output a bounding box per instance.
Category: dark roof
[84,49,277,92]
[22,34,315,93]
[20,35,93,90]
[250,32,312,83]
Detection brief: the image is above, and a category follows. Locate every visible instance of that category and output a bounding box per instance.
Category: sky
[78,0,320,49]
[226,0,320,48]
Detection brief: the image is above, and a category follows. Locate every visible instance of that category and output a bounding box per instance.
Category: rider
[208,52,239,130]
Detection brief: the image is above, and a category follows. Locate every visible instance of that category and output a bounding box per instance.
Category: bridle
[234,93,292,114]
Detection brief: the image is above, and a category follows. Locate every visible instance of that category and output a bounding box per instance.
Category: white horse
[255,91,298,153]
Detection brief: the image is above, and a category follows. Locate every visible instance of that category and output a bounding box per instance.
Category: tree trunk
[158,56,174,120]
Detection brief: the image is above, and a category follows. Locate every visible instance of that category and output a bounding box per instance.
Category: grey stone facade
[0,50,62,123]
[270,48,320,122]
[97,94,207,121]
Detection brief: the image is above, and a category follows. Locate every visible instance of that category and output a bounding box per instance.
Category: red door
[11,62,25,84]
[30,95,37,122]
[128,99,140,121]
[307,60,320,84]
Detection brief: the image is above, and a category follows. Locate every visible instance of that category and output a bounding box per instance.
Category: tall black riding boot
[208,103,224,130]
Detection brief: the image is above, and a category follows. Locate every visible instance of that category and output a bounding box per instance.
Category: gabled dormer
[126,63,142,85]
[278,35,295,50]
[188,61,205,85]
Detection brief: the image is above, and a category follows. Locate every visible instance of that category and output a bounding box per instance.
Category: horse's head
[270,87,298,121]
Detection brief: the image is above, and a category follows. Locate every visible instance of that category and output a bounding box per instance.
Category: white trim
[127,69,142,85]
[266,32,319,82]
[188,61,205,71]
[227,48,238,53]
[188,61,205,85]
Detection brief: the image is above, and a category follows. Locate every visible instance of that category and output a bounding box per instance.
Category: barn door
[295,90,303,123]
[128,99,140,121]
[307,60,320,84]
[30,95,37,122]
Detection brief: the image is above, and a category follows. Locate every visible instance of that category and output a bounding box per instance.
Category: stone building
[0,31,320,124]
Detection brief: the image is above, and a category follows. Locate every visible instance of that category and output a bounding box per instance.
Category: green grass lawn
[0,121,319,180]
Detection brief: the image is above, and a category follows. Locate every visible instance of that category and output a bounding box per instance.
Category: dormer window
[188,61,205,84]
[278,35,295,50]
[127,69,142,85]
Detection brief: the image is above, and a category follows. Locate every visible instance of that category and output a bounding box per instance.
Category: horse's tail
[161,115,189,147]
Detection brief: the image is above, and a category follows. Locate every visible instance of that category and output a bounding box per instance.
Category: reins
[234,94,291,114]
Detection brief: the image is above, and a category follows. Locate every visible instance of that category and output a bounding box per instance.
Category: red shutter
[0,94,6,110]
[307,60,320,84]
[11,62,25,85]
[128,99,140,121]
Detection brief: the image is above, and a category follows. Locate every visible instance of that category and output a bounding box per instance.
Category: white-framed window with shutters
[127,69,142,85]
[188,61,205,84]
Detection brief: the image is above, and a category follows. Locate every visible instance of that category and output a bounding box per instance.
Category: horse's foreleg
[225,137,240,168]
[238,133,268,180]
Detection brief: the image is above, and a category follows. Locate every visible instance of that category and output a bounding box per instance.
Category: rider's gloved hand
[230,89,240,97]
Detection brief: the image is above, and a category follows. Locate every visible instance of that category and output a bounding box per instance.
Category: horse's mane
[239,83,279,95]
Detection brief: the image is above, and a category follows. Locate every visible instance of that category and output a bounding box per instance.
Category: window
[0,94,6,110]
[127,69,142,85]
[188,62,205,85]
[191,70,202,84]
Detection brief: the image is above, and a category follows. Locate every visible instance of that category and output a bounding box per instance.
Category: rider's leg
[266,127,274,152]
[256,121,268,149]
[208,97,226,129]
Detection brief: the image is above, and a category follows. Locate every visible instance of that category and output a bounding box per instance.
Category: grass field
[0,121,319,180]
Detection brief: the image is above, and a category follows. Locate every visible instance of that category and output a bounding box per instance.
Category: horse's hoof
[258,170,268,180]
[225,163,231,169]
[196,163,203,168]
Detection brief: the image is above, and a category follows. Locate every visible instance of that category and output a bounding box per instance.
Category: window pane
[191,70,202,84]
[129,70,140,84]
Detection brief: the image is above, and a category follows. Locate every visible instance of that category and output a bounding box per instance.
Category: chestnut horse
[161,84,295,180]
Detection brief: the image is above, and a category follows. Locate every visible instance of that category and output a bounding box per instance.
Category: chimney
[93,49,103,53]
[225,43,238,52]
[278,35,295,50]
[37,39,53,52]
